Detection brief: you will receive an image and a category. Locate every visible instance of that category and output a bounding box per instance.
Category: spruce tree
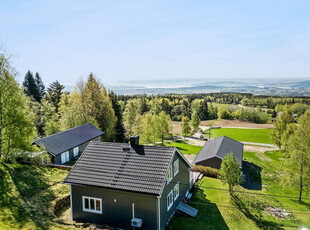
[109,91,125,142]
[23,70,38,100]
[35,72,45,102]
[46,80,65,113]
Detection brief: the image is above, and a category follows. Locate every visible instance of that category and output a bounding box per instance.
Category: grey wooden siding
[196,156,222,169]
[71,184,158,230]
[52,136,101,164]
[159,151,190,229]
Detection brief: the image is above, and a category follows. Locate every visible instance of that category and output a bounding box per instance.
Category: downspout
[70,185,73,220]
[157,196,161,230]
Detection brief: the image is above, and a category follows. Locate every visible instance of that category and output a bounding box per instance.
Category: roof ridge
[34,123,98,142]
[221,135,243,145]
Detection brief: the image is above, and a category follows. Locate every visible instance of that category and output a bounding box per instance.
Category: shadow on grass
[6,164,60,230]
[242,161,262,190]
[167,188,228,230]
[0,163,30,228]
[291,199,310,210]
[232,194,284,230]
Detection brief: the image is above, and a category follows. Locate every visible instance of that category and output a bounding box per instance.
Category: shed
[32,123,104,164]
[193,136,243,169]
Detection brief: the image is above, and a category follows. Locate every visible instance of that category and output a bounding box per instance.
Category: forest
[1,50,310,157]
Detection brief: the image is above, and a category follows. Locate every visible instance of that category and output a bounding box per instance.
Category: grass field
[204,128,272,144]
[167,151,310,229]
[165,140,202,154]
[0,163,74,230]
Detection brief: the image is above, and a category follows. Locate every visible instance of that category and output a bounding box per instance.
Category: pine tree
[46,80,65,113]
[109,91,125,142]
[23,70,38,100]
[35,72,45,102]
[200,100,208,120]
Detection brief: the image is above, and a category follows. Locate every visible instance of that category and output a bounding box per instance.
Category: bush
[191,165,219,178]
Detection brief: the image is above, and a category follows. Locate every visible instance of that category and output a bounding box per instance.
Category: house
[64,135,194,230]
[32,123,104,164]
[193,136,243,169]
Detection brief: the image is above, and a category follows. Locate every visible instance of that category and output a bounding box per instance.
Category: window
[174,183,179,201]
[167,190,173,211]
[73,146,79,157]
[61,151,69,164]
[82,196,102,214]
[173,159,179,176]
[167,166,173,184]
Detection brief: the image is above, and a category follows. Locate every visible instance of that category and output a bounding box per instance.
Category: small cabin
[32,123,104,164]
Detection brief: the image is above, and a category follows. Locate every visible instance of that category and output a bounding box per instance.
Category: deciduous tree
[219,153,242,194]
[191,110,201,131]
[181,116,191,138]
[0,54,36,161]
[286,111,310,201]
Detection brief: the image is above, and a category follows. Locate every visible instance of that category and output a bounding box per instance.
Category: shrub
[191,165,219,178]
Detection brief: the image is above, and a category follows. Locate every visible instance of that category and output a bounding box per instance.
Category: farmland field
[205,128,272,144]
[165,140,202,154]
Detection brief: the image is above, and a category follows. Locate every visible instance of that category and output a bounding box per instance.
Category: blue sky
[1,0,310,84]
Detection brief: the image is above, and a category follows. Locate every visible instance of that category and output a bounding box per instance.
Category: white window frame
[174,182,180,201]
[61,151,69,164]
[173,159,179,176]
[167,190,174,211]
[167,165,173,184]
[82,196,102,214]
[73,146,79,157]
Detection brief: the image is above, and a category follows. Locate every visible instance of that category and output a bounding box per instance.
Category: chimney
[130,135,140,146]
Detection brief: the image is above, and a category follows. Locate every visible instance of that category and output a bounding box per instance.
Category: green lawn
[0,163,74,230]
[165,140,202,154]
[167,151,310,230]
[205,128,272,144]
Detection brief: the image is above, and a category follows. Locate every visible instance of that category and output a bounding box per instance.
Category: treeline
[119,96,271,124]
[23,72,125,142]
[119,93,310,109]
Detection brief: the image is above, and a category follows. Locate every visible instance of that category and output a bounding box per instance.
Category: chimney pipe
[130,135,140,146]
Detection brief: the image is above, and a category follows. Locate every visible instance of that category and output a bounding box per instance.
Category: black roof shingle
[193,136,243,167]
[33,123,104,156]
[64,141,188,196]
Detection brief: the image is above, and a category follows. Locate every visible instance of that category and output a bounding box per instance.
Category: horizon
[1,1,310,83]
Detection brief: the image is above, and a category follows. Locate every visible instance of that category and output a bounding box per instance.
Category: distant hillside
[292,80,310,88]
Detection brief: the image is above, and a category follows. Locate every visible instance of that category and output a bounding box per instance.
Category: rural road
[241,142,277,148]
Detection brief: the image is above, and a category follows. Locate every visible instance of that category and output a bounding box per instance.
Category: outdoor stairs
[177,202,198,217]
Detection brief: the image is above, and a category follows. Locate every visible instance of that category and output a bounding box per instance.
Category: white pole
[132,203,135,219]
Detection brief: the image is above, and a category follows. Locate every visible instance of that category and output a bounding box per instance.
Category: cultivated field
[172,119,274,135]
[206,128,272,144]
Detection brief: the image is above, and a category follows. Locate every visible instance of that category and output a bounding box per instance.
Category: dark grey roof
[193,136,243,167]
[64,142,188,195]
[33,123,104,156]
